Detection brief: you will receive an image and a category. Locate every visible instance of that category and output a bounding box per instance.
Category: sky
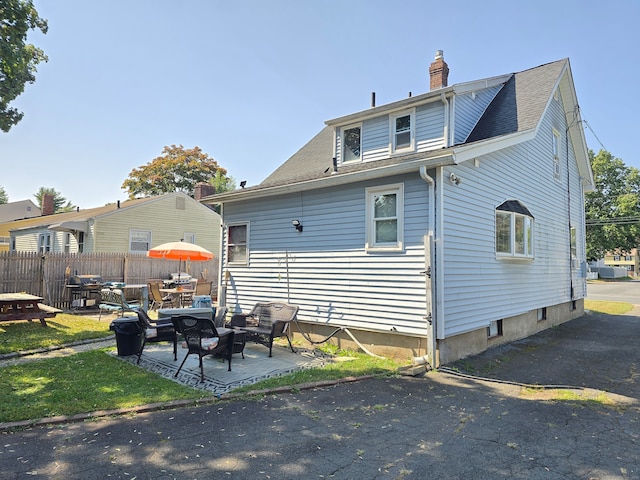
[1,0,638,209]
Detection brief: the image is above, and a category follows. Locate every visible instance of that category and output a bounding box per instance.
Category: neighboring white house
[8,192,221,256]
[202,52,594,366]
[0,199,41,251]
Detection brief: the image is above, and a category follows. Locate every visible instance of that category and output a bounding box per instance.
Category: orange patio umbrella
[147,241,214,283]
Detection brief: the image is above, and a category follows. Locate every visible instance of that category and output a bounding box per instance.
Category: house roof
[466,59,566,143]
[0,200,41,223]
[7,193,194,233]
[202,58,592,204]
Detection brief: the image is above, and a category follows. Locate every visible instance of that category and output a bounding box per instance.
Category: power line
[582,118,607,151]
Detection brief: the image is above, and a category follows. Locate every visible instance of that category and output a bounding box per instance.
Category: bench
[0,293,61,327]
[98,289,141,320]
[230,302,299,357]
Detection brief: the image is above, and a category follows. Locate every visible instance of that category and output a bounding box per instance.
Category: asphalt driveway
[1,306,639,479]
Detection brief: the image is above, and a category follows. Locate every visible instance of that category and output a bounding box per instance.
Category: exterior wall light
[292,219,303,232]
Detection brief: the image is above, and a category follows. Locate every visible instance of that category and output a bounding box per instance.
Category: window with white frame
[495,200,534,259]
[487,319,503,338]
[183,233,196,244]
[227,223,248,264]
[342,125,361,163]
[38,233,52,253]
[77,231,84,253]
[552,129,561,180]
[130,229,151,252]
[64,233,71,253]
[366,184,404,251]
[391,110,414,153]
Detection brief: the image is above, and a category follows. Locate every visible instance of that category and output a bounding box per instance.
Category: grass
[0,317,402,424]
[0,314,113,355]
[231,350,400,394]
[584,299,633,315]
[0,348,207,424]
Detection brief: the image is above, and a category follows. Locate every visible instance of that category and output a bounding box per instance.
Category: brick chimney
[194,182,216,201]
[429,50,449,90]
[42,193,55,216]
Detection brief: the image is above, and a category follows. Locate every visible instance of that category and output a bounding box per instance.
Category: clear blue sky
[2,0,638,208]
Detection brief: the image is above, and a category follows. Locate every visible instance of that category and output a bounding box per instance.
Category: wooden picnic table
[0,293,60,327]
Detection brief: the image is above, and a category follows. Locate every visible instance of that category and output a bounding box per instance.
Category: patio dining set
[111,302,299,382]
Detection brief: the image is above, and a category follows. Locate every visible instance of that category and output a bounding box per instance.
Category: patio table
[0,293,59,327]
[160,288,195,308]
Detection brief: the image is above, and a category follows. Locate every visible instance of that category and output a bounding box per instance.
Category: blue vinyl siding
[222,175,431,336]
[440,91,585,337]
[453,86,501,144]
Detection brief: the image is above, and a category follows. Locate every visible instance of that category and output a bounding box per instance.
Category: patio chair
[135,308,177,364]
[148,281,175,310]
[234,302,298,357]
[195,281,212,296]
[171,315,235,382]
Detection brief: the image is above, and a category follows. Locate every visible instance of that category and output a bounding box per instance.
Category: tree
[122,145,234,198]
[0,185,8,204]
[34,187,76,213]
[0,0,48,132]
[585,149,640,260]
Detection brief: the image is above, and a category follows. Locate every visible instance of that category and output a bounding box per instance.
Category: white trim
[365,183,404,252]
[226,222,250,265]
[390,109,415,154]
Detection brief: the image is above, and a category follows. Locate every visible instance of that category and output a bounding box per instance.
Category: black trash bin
[110,316,142,356]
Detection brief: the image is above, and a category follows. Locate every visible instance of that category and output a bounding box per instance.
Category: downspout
[441,93,450,148]
[420,166,438,368]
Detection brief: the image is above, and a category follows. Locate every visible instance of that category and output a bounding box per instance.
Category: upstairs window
[342,125,361,163]
[227,223,248,264]
[391,110,414,153]
[366,184,404,251]
[496,200,534,259]
[552,129,561,180]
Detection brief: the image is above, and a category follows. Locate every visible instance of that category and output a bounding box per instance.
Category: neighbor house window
[77,231,84,253]
[391,110,414,153]
[227,223,248,264]
[552,129,561,180]
[183,233,196,244]
[342,125,361,163]
[130,229,151,252]
[366,184,404,251]
[496,200,534,259]
[64,233,71,253]
[38,233,51,253]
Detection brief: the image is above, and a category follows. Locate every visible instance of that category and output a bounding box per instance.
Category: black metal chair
[135,308,177,364]
[233,302,298,357]
[171,315,235,382]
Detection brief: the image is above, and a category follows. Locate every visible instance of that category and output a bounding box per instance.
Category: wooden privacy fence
[0,252,219,310]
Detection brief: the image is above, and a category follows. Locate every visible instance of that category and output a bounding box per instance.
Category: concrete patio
[111,340,328,396]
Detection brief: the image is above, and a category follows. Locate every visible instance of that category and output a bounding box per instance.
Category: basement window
[487,319,503,338]
[537,307,547,321]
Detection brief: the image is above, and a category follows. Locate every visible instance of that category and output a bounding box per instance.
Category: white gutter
[203,152,454,205]
[419,165,439,368]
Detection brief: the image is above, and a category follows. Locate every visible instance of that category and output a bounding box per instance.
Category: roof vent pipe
[117,200,120,208]
[371,91,376,108]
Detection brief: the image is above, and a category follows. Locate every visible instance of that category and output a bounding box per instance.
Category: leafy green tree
[34,187,76,213]
[0,185,8,204]
[122,145,233,199]
[585,149,640,260]
[0,0,48,132]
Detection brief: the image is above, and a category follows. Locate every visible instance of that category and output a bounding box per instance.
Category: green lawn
[0,349,207,423]
[0,314,113,355]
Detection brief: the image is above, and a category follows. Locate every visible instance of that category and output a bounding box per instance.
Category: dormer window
[391,110,414,153]
[342,124,361,163]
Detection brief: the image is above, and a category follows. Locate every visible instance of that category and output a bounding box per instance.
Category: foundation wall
[290,299,584,366]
